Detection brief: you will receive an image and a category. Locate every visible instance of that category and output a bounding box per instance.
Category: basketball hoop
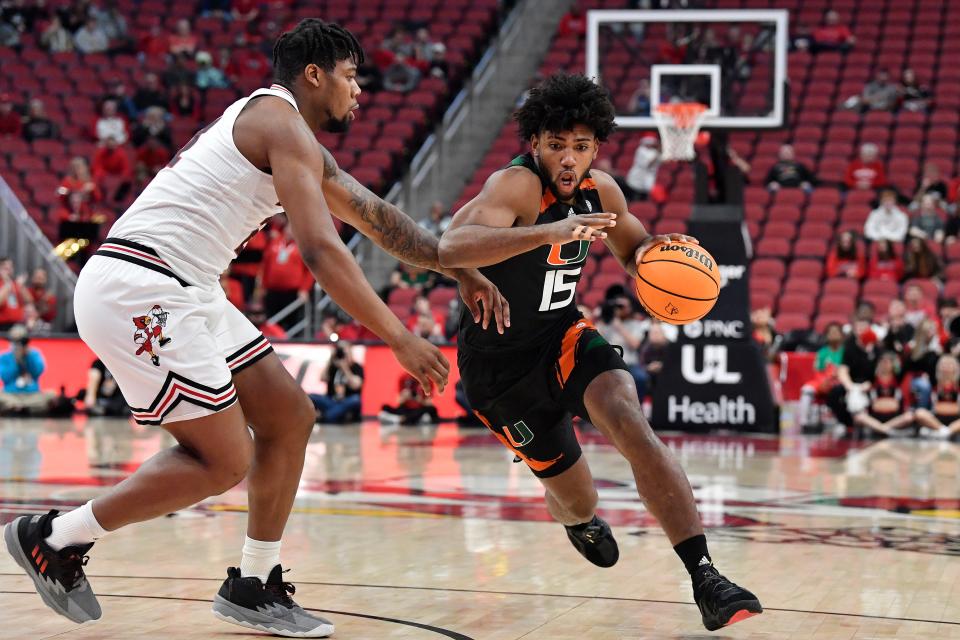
[653,103,708,161]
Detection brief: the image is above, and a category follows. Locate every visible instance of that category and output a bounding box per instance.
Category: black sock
[674,534,711,575]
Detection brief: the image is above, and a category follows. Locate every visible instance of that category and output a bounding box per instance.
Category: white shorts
[74,238,273,426]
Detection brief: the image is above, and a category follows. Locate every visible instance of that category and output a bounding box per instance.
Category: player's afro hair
[514,73,616,141]
[273,19,365,85]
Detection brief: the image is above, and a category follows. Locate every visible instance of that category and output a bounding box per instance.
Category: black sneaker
[692,562,762,631]
[212,565,334,638]
[564,515,619,568]
[3,510,101,623]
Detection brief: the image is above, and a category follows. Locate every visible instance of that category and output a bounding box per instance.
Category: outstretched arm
[320,147,451,275]
[320,147,510,332]
[438,167,617,268]
[268,115,448,393]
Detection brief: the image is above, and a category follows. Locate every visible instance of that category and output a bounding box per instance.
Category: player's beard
[324,109,352,133]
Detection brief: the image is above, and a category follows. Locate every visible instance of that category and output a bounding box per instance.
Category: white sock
[240,536,281,583]
[45,501,108,551]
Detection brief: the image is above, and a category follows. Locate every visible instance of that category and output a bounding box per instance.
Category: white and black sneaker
[212,565,334,638]
[3,510,101,623]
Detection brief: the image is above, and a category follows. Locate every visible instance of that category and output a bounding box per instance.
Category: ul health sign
[650,205,777,432]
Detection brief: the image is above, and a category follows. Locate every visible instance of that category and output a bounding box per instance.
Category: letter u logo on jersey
[546,241,589,266]
[503,420,535,447]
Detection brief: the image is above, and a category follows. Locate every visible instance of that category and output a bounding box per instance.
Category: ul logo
[680,344,741,384]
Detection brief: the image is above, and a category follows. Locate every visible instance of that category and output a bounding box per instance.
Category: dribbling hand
[545,212,617,245]
[391,332,450,396]
[634,232,700,267]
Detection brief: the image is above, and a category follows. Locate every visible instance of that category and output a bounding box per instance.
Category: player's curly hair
[514,73,616,141]
[273,19,365,85]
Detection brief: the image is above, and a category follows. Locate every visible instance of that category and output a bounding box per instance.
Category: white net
[653,103,708,161]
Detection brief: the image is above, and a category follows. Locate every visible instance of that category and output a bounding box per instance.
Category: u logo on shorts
[503,420,535,447]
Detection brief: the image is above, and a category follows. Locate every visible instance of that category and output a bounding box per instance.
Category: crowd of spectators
[0,258,57,332]
[843,68,932,114]
[791,292,960,440]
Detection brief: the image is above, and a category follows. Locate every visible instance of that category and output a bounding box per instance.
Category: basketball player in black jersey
[439,73,762,631]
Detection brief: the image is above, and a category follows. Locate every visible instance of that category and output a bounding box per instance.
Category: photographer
[0,325,55,415]
[309,341,364,424]
[378,374,440,426]
[596,294,648,400]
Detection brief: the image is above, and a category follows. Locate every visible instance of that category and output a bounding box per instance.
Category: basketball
[635,240,721,325]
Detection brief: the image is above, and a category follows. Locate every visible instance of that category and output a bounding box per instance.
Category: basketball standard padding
[635,241,721,324]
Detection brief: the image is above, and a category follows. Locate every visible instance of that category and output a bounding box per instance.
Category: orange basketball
[635,240,721,325]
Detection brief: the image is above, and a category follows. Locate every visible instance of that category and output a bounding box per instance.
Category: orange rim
[655,102,708,129]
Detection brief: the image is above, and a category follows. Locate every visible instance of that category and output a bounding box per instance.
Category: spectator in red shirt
[225,33,271,83]
[139,21,169,58]
[257,222,312,325]
[56,191,97,223]
[247,302,287,340]
[812,10,855,53]
[825,230,865,279]
[219,268,245,310]
[93,138,133,202]
[92,136,133,182]
[136,136,171,175]
[25,268,56,324]
[0,94,21,137]
[867,239,904,282]
[845,143,886,190]
[231,0,260,22]
[168,18,198,58]
[0,258,25,330]
[58,156,103,206]
[558,7,586,37]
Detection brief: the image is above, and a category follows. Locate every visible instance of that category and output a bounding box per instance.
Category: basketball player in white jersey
[4,19,508,637]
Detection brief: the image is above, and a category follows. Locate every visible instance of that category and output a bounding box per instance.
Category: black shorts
[458,315,629,479]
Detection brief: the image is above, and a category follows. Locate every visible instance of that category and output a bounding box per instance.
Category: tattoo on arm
[322,147,443,272]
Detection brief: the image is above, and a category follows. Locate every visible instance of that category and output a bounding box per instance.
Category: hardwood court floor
[2,416,960,639]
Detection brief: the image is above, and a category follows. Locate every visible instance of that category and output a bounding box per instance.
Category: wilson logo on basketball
[658,244,715,271]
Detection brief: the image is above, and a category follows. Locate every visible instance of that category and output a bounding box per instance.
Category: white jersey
[108,84,297,286]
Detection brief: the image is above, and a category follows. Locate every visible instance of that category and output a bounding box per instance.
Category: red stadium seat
[776,313,812,333]
[793,238,829,258]
[818,295,856,318]
[751,258,786,281]
[788,259,824,280]
[822,278,860,297]
[782,278,820,295]
[756,237,791,258]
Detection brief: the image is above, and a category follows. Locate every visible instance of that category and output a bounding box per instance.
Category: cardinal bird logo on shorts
[132,305,171,367]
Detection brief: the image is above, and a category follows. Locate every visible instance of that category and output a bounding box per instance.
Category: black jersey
[459,153,605,353]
